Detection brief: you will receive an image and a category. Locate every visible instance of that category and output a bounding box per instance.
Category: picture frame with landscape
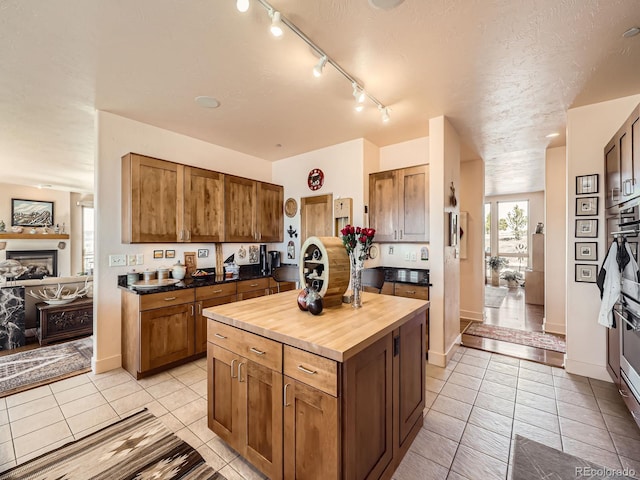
[575,242,597,261]
[576,174,599,195]
[575,264,597,283]
[575,219,598,238]
[11,198,54,227]
[575,197,598,216]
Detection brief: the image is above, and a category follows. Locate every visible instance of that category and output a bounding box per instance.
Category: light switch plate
[410,252,417,261]
[136,253,144,265]
[108,254,127,267]
[127,254,137,266]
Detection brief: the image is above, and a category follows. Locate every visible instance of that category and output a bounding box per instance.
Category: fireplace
[6,250,58,280]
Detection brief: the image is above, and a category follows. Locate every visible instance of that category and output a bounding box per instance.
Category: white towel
[598,241,621,328]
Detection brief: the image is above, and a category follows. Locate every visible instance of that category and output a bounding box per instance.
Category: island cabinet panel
[139,304,194,372]
[342,334,393,480]
[208,344,239,445]
[284,376,340,479]
[183,166,225,242]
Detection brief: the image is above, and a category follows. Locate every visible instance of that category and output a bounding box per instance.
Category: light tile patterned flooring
[0,348,639,479]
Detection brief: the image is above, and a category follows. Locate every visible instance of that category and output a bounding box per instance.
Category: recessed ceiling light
[368,0,405,10]
[545,132,560,138]
[623,26,640,38]
[195,96,220,108]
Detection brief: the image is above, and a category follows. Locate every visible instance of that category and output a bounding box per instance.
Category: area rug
[485,285,508,308]
[464,323,566,353]
[512,434,634,479]
[0,409,225,479]
[0,336,92,398]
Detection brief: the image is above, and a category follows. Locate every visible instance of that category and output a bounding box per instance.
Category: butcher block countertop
[203,290,429,362]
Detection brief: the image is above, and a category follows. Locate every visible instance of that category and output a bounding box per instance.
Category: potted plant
[500,269,523,288]
[487,256,508,286]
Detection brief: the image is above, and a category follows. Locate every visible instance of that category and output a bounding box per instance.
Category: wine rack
[299,236,350,307]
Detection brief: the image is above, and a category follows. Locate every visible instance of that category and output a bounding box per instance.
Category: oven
[616,297,640,400]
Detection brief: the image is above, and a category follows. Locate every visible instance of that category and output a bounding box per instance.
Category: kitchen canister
[157,267,170,280]
[127,271,139,285]
[172,261,186,280]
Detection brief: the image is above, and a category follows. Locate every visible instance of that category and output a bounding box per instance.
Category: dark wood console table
[36,297,93,345]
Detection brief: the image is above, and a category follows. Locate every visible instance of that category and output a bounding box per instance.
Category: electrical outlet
[136,253,144,265]
[388,246,394,255]
[108,254,127,267]
[410,252,417,262]
[127,254,136,266]
[404,252,410,261]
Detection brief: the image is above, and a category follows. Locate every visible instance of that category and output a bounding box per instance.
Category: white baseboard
[543,318,566,335]
[564,357,611,382]
[460,310,484,322]
[92,354,122,374]
[428,338,460,368]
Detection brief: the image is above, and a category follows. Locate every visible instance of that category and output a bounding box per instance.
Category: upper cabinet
[122,153,180,243]
[123,153,282,243]
[224,176,284,243]
[369,165,429,242]
[606,104,640,209]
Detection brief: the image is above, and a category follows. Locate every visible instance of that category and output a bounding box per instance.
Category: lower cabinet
[237,278,270,301]
[207,311,425,479]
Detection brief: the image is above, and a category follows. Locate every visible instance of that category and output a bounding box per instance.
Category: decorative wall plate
[285,198,298,217]
[307,168,324,191]
[368,245,379,259]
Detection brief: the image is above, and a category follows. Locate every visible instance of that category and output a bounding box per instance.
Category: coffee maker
[268,250,281,274]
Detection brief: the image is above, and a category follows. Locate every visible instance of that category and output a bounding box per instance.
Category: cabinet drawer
[621,376,640,428]
[140,289,195,311]
[208,321,282,371]
[237,278,270,294]
[284,346,338,396]
[394,284,429,300]
[196,282,237,301]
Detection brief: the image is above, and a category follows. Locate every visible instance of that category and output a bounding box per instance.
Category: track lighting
[269,10,283,37]
[313,56,327,78]
[244,0,390,119]
[236,0,249,13]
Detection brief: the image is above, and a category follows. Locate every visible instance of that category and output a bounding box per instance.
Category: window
[497,200,529,271]
[484,203,491,255]
[82,207,94,274]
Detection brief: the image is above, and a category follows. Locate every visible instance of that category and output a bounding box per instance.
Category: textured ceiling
[0,0,639,195]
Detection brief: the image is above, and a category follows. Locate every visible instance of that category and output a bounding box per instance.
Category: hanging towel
[597,241,621,328]
[622,239,640,299]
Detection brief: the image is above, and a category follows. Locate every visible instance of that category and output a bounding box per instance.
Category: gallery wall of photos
[574,174,599,283]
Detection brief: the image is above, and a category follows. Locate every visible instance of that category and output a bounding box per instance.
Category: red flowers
[340,224,376,261]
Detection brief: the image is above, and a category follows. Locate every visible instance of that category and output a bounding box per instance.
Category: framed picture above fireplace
[11,199,54,227]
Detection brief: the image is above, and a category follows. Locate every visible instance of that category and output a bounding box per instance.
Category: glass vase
[351,255,363,308]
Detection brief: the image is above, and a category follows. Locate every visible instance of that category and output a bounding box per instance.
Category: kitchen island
[204,290,429,480]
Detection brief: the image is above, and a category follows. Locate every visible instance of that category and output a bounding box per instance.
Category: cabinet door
[283,377,339,479]
[396,313,426,447]
[398,165,429,242]
[605,139,621,209]
[632,110,640,201]
[257,182,284,242]
[140,304,194,371]
[225,176,257,242]
[241,359,283,480]
[196,295,237,354]
[369,171,398,242]
[343,334,393,480]
[621,128,633,200]
[184,167,225,242]
[208,344,241,447]
[122,154,180,243]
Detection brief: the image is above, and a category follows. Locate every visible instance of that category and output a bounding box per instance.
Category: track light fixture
[236,0,249,13]
[247,0,390,121]
[313,56,328,78]
[269,10,283,37]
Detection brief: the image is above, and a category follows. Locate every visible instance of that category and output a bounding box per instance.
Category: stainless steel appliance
[268,250,281,273]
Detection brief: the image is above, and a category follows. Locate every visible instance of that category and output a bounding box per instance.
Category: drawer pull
[214,333,227,340]
[250,283,259,287]
[250,347,265,356]
[230,359,238,378]
[633,411,639,421]
[297,365,317,375]
[238,362,245,382]
[284,383,291,407]
[620,389,629,398]
[164,296,177,301]
[212,289,223,294]
[406,290,416,295]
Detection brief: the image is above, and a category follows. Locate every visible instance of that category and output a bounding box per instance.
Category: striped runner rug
[0,409,226,479]
[464,322,566,353]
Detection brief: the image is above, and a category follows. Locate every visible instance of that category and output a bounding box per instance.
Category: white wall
[565,94,640,380]
[428,116,461,367]
[460,159,485,322]
[0,183,72,277]
[94,111,272,373]
[380,137,429,171]
[545,147,567,335]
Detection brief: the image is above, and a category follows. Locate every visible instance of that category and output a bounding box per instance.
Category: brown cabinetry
[369,165,429,242]
[237,278,270,301]
[183,166,225,242]
[225,176,284,243]
[195,283,237,354]
[605,104,640,208]
[36,298,93,346]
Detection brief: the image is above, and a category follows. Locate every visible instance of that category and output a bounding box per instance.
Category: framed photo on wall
[576,174,599,195]
[575,264,597,283]
[575,197,598,216]
[11,198,54,227]
[576,219,598,238]
[575,242,598,261]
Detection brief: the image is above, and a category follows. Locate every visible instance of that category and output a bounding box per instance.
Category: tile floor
[0,347,639,480]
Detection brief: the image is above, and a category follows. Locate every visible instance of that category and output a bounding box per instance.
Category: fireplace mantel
[0,233,69,240]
